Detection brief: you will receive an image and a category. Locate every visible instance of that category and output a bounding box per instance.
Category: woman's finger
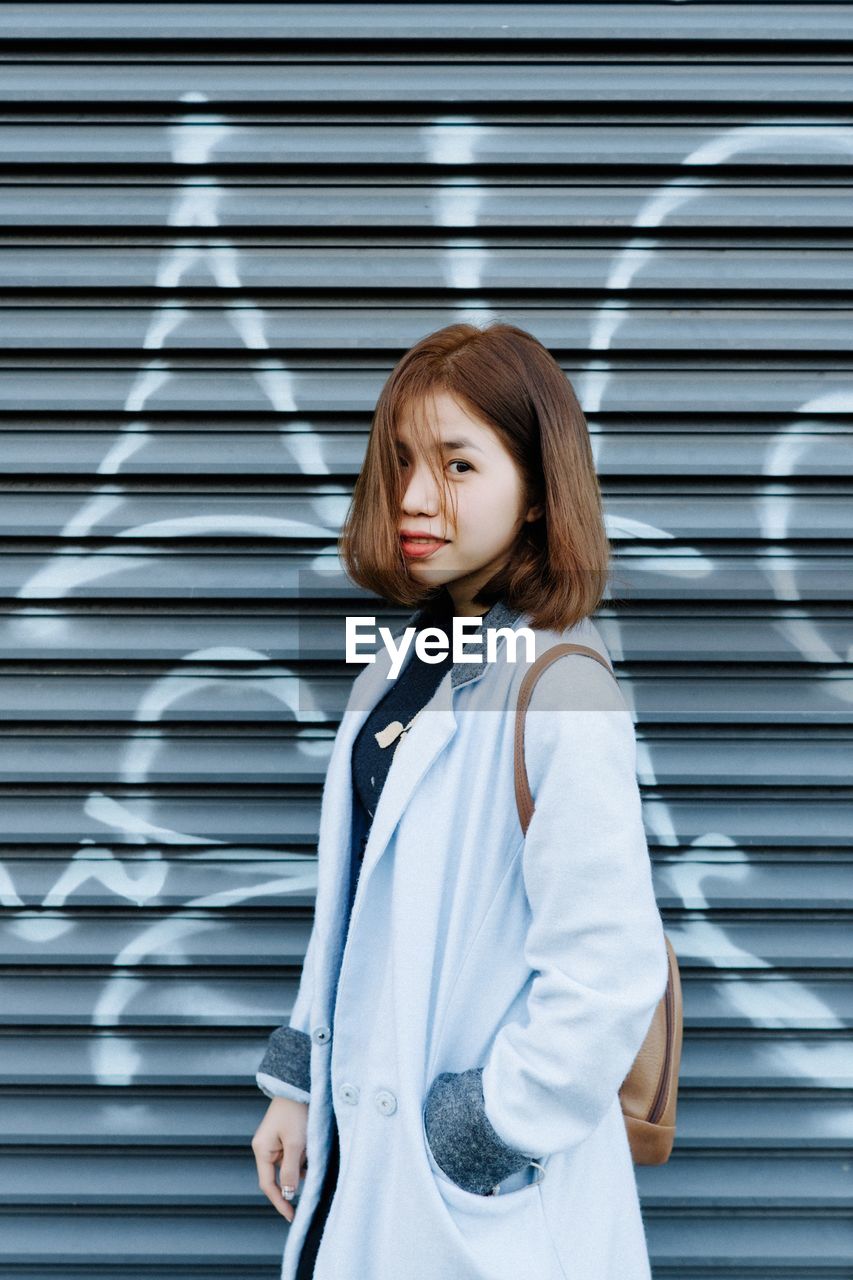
[252,1135,295,1222]
[280,1138,307,1209]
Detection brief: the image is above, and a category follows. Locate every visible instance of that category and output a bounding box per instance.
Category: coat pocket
[420,1102,545,1212]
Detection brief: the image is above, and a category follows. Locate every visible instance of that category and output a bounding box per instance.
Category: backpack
[513,642,683,1164]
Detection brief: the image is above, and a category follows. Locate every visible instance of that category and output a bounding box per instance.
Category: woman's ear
[524,502,543,523]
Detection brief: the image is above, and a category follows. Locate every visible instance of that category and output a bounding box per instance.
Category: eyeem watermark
[346,616,537,679]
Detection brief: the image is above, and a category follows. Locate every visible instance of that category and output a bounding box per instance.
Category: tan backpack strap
[514,643,618,836]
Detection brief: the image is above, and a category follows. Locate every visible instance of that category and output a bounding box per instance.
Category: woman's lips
[400,536,447,560]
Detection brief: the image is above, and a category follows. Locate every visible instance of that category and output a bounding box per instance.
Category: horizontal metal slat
[0,122,852,169]
[1,240,850,289]
[0,915,314,965]
[0,1091,275,1144]
[0,1210,284,1267]
[654,1094,853,1150]
[512,1151,826,1210]
[0,794,321,844]
[3,307,853,353]
[666,921,853,967]
[1,367,852,414]
[0,433,366,473]
[0,671,353,719]
[2,4,852,44]
[0,1031,295,1087]
[657,862,853,911]
[646,1214,853,1269]
[1,183,850,228]
[0,1151,274,1205]
[0,856,318,906]
[1,975,315,1025]
[1,61,852,106]
[0,736,327,784]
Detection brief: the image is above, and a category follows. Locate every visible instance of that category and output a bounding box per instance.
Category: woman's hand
[251,1096,309,1221]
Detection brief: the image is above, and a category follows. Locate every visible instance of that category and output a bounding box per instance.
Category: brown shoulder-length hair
[339,321,610,632]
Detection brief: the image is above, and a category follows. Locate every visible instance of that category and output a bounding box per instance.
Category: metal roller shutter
[0,4,850,1275]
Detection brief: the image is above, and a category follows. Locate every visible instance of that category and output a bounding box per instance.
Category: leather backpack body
[513,642,683,1165]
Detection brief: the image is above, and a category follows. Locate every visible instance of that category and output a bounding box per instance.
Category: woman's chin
[407,563,453,585]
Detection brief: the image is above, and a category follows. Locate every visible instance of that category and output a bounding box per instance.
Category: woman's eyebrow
[396,436,484,454]
[440,437,483,453]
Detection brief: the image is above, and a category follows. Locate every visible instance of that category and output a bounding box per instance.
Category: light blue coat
[262,601,669,1280]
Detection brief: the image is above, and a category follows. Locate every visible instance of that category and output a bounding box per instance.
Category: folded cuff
[423,1066,534,1195]
[256,1025,312,1095]
[256,1070,311,1105]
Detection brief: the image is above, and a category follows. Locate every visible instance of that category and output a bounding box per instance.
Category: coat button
[312,1025,331,1045]
[339,1083,359,1105]
[374,1088,397,1115]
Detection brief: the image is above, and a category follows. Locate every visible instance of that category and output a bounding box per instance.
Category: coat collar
[389,591,527,691]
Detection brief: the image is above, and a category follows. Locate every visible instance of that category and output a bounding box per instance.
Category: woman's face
[396,390,541,615]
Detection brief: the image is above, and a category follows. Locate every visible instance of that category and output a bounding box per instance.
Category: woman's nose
[402,465,441,514]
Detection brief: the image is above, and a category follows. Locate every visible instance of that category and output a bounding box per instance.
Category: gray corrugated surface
[4,185,853,227]
[6,123,853,167]
[2,62,853,103]
[0,4,850,1277]
[2,4,853,42]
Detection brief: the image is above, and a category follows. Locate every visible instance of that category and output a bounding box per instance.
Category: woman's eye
[396,456,469,475]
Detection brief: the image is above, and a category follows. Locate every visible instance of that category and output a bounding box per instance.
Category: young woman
[251,322,669,1280]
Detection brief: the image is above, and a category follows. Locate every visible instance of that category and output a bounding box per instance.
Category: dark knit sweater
[347,587,455,923]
